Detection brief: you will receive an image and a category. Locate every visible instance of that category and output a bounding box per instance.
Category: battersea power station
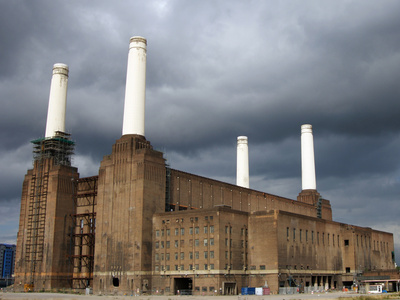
[14,36,396,295]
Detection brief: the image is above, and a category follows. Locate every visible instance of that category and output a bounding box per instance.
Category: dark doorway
[112,277,119,287]
[174,277,192,295]
[224,282,236,295]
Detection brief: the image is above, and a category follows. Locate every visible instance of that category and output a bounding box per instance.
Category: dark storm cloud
[1,0,400,262]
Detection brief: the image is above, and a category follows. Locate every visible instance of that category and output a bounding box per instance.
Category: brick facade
[15,136,396,295]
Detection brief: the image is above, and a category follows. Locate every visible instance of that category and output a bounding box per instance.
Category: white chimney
[45,63,69,138]
[301,124,317,190]
[237,136,249,188]
[122,36,147,136]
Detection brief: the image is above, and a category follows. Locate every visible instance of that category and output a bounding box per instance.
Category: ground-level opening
[223,282,237,295]
[343,281,353,289]
[112,277,119,287]
[174,277,192,295]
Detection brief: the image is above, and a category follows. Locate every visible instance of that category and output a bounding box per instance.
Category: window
[181,228,185,235]
[166,241,170,248]
[306,230,308,242]
[344,239,349,246]
[204,264,208,270]
[260,265,266,270]
[155,241,159,249]
[210,238,214,246]
[210,225,214,233]
[155,265,159,271]
[195,264,199,270]
[174,240,178,248]
[204,251,208,259]
[202,286,207,292]
[225,226,229,234]
[181,240,184,247]
[210,216,213,221]
[189,264,193,270]
[210,251,214,258]
[204,239,208,246]
[195,239,199,247]
[195,251,199,259]
[225,251,229,259]
[180,252,184,260]
[156,230,160,237]
[312,231,314,243]
[161,229,164,236]
[346,267,350,273]
[210,264,214,270]
[161,241,164,249]
[189,252,193,259]
[293,228,296,241]
[189,227,193,235]
[175,265,178,271]
[203,226,207,234]
[300,229,302,242]
[225,238,228,246]
[166,265,170,271]
[195,227,199,234]
[175,228,179,236]
[155,253,159,261]
[286,227,289,240]
[166,229,170,236]
[174,253,178,260]
[161,253,164,260]
[166,253,170,261]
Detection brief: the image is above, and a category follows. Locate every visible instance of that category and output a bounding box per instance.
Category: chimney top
[237,135,247,144]
[301,124,312,133]
[52,63,69,76]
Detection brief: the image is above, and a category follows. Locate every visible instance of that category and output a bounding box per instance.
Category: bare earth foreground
[1,292,394,300]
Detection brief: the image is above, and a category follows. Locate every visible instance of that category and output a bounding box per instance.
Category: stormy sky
[1,1,400,264]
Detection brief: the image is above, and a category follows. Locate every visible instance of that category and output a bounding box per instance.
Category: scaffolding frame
[32,131,75,166]
[25,131,75,284]
[69,176,97,289]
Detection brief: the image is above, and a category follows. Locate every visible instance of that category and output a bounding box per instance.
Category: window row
[155,251,215,261]
[286,227,340,247]
[155,238,215,249]
[160,216,214,225]
[154,264,215,271]
[155,225,215,238]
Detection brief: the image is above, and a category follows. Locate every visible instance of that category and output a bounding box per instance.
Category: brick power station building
[14,37,396,295]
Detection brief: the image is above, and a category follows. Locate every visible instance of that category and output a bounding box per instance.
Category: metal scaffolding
[69,176,97,289]
[25,131,75,284]
[32,131,75,166]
